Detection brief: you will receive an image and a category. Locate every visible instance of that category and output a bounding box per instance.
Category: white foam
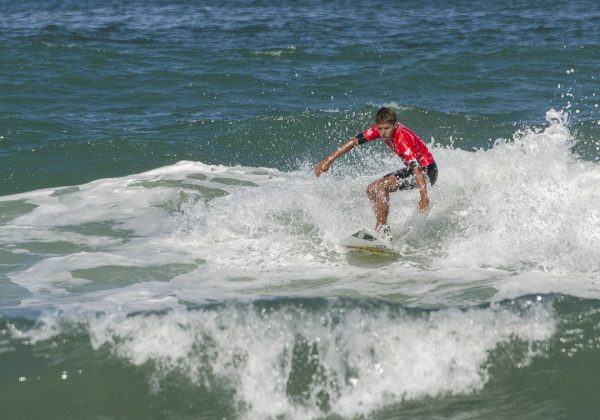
[2,109,600,310]
[430,109,600,275]
[17,301,554,419]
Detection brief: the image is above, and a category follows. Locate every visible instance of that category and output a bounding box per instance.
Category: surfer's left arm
[413,165,429,214]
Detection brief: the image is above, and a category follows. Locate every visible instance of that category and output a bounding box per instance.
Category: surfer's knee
[366,180,380,199]
[368,177,396,197]
[367,179,388,202]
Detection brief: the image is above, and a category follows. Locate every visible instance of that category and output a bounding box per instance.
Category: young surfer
[314,107,438,244]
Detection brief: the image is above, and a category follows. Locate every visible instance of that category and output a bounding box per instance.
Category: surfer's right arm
[314,138,359,177]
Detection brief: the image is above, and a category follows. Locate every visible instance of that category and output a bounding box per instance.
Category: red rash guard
[357,122,435,168]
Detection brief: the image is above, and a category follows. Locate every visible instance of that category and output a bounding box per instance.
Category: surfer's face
[376,122,395,140]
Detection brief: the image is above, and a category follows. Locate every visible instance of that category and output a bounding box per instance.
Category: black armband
[356,132,367,145]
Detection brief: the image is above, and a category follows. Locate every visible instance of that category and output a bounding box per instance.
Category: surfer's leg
[366,176,399,229]
[367,167,414,229]
[367,164,438,229]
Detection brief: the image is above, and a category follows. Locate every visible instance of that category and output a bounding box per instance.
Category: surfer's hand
[314,159,331,177]
[417,197,429,214]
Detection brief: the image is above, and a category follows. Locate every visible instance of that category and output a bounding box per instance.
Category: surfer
[314,107,438,244]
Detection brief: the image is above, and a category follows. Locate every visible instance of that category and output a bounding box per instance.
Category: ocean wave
[3,296,557,419]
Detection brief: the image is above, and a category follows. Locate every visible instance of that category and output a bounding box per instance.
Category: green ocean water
[2,0,599,195]
[2,1,600,419]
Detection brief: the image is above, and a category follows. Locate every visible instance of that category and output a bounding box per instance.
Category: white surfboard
[341,229,397,255]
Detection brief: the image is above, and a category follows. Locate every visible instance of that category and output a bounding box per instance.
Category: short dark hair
[375,107,397,124]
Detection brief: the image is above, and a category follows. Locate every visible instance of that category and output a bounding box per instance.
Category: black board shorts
[384,161,438,191]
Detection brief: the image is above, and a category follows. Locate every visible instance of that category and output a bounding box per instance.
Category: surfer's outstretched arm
[314,138,358,177]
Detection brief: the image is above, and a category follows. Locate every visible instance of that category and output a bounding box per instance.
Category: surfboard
[340,229,397,255]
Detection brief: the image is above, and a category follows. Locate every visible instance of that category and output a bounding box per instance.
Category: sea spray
[432,109,600,273]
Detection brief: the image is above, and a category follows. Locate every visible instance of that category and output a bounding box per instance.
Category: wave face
[4,295,600,420]
[0,297,561,419]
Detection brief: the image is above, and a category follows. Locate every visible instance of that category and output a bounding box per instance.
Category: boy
[314,107,438,243]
